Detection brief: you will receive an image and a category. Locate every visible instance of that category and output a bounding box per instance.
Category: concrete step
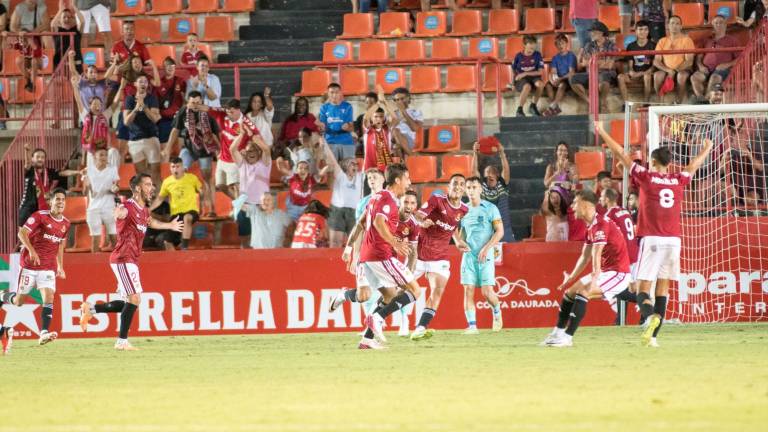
[239,22,343,40]
[259,0,351,10]
[249,9,347,25]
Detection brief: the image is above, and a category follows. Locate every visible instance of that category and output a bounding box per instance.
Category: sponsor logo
[43,233,65,243]
[137,224,148,233]
[435,219,456,231]
[483,277,558,309]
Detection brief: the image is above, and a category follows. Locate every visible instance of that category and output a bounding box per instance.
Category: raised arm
[499,145,509,183]
[70,75,85,115]
[595,122,633,170]
[471,142,481,177]
[230,132,245,165]
[684,138,714,175]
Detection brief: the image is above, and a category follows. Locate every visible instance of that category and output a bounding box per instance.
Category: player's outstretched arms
[685,138,715,175]
[114,205,128,220]
[150,215,184,232]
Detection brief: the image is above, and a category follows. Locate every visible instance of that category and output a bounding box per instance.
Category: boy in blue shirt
[543,34,577,117]
[510,35,545,117]
[317,83,355,160]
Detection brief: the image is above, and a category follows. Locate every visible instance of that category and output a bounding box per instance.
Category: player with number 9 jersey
[604,206,639,264]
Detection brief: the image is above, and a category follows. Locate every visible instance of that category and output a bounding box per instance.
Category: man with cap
[570,21,617,112]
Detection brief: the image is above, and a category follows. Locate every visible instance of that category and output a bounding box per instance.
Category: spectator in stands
[618,20,656,104]
[593,170,621,203]
[230,124,271,248]
[111,21,150,65]
[218,99,255,200]
[641,0,669,42]
[68,50,119,117]
[291,200,330,248]
[278,96,318,146]
[510,35,545,117]
[250,192,291,249]
[357,0,388,13]
[163,91,221,217]
[186,56,221,108]
[691,15,739,100]
[8,0,51,92]
[83,148,119,252]
[569,0,599,49]
[653,15,695,104]
[627,190,638,221]
[471,139,514,243]
[18,145,80,226]
[151,157,205,250]
[180,33,204,75]
[541,185,569,242]
[543,34,577,117]
[317,83,355,161]
[544,141,579,190]
[156,57,186,145]
[244,88,275,146]
[321,137,364,247]
[571,21,616,112]
[51,4,83,71]
[280,128,324,176]
[71,76,120,168]
[78,0,112,53]
[392,87,424,153]
[120,52,161,91]
[721,134,766,206]
[362,87,407,179]
[285,160,329,221]
[708,82,725,104]
[70,61,122,123]
[123,75,162,186]
[736,0,767,28]
[354,92,378,155]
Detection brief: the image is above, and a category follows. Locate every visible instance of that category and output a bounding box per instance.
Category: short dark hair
[328,83,341,90]
[650,147,672,167]
[49,187,67,200]
[523,35,537,45]
[392,87,409,96]
[122,20,134,27]
[130,173,152,191]
[554,33,569,44]
[575,189,598,205]
[385,163,408,185]
[597,171,612,181]
[404,190,418,199]
[304,200,329,219]
[169,157,183,165]
[374,107,385,115]
[187,90,203,100]
[449,173,466,183]
[635,19,650,29]
[196,55,210,64]
[163,56,176,66]
[713,14,727,21]
[365,91,378,100]
[602,187,619,203]
[226,98,241,109]
[31,148,46,157]
[465,176,483,184]
[668,15,682,24]
[187,32,198,37]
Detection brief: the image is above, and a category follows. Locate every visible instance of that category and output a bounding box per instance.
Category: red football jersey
[111,40,150,65]
[359,190,400,263]
[605,206,639,264]
[219,115,257,163]
[416,194,468,261]
[21,211,70,271]
[292,213,327,246]
[110,199,150,264]
[586,215,631,273]
[630,162,691,237]
[395,214,420,243]
[288,174,317,207]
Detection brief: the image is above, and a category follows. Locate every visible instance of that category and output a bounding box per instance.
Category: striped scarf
[186,108,218,154]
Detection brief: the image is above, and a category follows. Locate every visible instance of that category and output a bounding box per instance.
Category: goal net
[646,103,768,323]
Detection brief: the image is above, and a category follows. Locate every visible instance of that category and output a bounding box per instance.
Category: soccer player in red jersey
[542,190,632,347]
[393,190,420,336]
[79,174,183,351]
[1,188,70,352]
[600,188,641,304]
[410,174,470,341]
[597,123,713,346]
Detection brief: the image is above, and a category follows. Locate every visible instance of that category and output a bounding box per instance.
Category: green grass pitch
[1,324,767,432]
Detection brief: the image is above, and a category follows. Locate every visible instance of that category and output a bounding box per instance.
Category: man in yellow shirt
[652,15,695,104]
[150,157,205,250]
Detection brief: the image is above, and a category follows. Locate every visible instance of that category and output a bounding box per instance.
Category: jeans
[572,18,596,50]
[359,0,387,13]
[179,147,213,171]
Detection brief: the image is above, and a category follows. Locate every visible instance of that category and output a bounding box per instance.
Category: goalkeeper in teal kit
[460,176,505,334]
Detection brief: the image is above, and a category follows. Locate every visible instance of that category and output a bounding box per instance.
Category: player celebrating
[597,123,713,346]
[543,190,631,347]
[600,188,640,309]
[0,188,70,352]
[79,174,183,351]
[461,176,504,334]
[410,174,470,341]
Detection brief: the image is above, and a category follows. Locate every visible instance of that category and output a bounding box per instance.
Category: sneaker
[329,290,346,313]
[38,330,58,345]
[398,325,410,337]
[648,338,660,348]
[358,337,386,350]
[541,107,554,117]
[80,302,93,332]
[641,314,661,346]
[114,340,139,351]
[410,327,435,341]
[364,314,385,343]
[516,107,525,117]
[529,103,541,116]
[231,194,248,220]
[463,327,479,335]
[1,327,12,355]
[492,314,503,332]
[547,334,573,347]
[539,327,562,346]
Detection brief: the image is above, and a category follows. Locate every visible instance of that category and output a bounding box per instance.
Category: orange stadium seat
[431,38,461,59]
[277,191,288,210]
[557,7,575,33]
[168,17,199,43]
[481,63,512,92]
[220,0,256,12]
[412,127,426,152]
[438,154,473,181]
[0,78,11,101]
[710,2,738,24]
[377,12,411,38]
[2,49,20,75]
[66,224,92,253]
[409,66,441,94]
[504,36,524,61]
[415,12,447,37]
[375,68,406,93]
[542,34,568,61]
[484,9,519,35]
[358,40,389,61]
[117,164,137,189]
[322,41,353,63]
[202,16,235,42]
[147,0,182,15]
[109,18,123,42]
[520,8,556,34]
[609,119,643,146]
[339,68,369,95]
[598,5,621,31]
[213,222,241,249]
[526,213,546,240]
[198,44,214,62]
[420,185,445,203]
[448,9,482,36]
[189,223,214,250]
[113,0,146,16]
[134,18,162,44]
[395,39,425,61]
[63,196,87,223]
[147,45,176,66]
[185,0,219,13]
[469,37,499,58]
[81,47,105,69]
[212,191,233,217]
[574,151,606,179]
[313,189,332,208]
[44,0,58,13]
[11,77,44,103]
[425,125,461,152]
[269,161,283,186]
[406,156,437,183]
[338,13,375,39]
[39,49,55,74]
[296,69,332,96]
[672,3,705,28]
[442,65,477,93]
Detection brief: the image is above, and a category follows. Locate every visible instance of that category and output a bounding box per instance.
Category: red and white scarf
[81,113,109,153]
[186,108,218,154]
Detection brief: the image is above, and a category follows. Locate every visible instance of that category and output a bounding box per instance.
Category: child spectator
[285,160,329,221]
[156,57,186,145]
[541,186,569,242]
[291,200,330,248]
[618,20,656,104]
[245,88,275,147]
[510,35,545,117]
[278,96,317,146]
[543,34,577,117]
[180,33,204,75]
